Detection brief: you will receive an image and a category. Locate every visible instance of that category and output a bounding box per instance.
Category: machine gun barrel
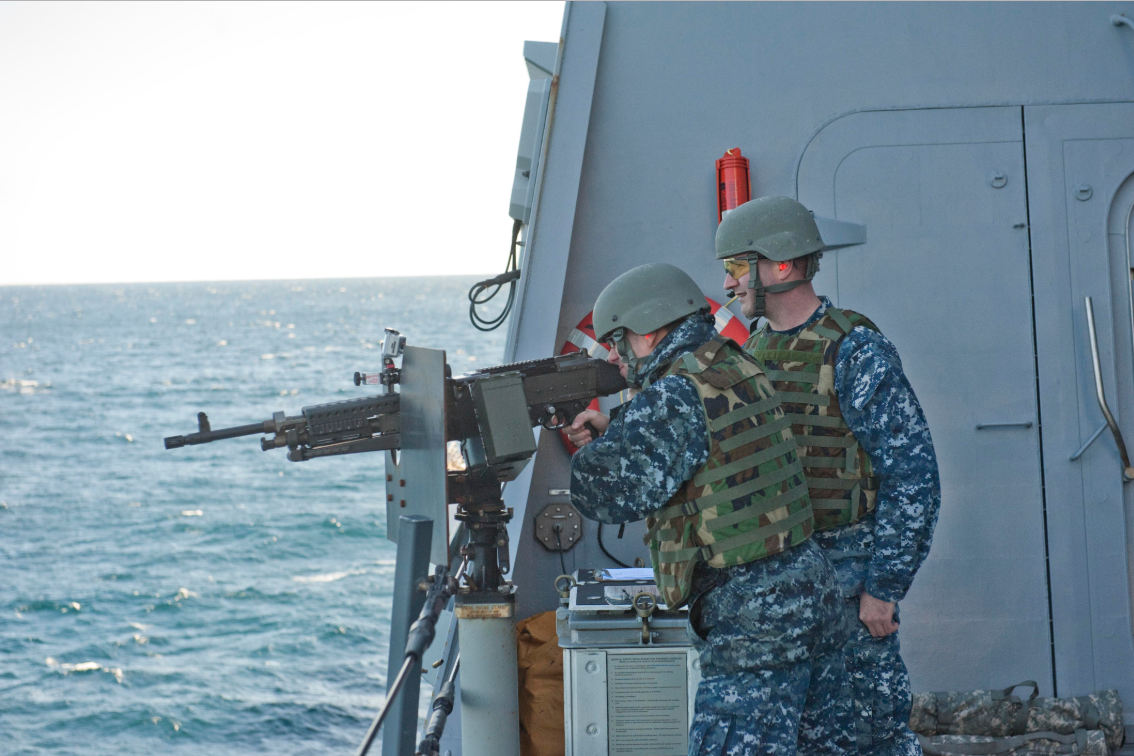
[164,393,401,458]
[164,413,274,449]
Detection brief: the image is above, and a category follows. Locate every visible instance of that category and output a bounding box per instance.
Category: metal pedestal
[456,598,520,756]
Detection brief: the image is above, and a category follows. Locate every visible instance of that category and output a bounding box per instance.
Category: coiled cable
[468,219,522,331]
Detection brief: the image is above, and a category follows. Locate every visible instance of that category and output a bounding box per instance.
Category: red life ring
[557,297,749,454]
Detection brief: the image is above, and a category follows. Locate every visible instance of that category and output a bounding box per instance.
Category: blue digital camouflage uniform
[748,296,941,756]
[571,312,855,756]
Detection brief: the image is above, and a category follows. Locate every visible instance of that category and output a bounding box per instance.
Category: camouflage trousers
[688,648,854,756]
[685,542,856,756]
[845,599,921,756]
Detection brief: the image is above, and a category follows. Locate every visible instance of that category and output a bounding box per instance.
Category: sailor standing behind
[567,262,855,756]
[717,196,942,756]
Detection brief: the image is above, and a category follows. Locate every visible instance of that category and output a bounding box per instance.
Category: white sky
[0,1,565,285]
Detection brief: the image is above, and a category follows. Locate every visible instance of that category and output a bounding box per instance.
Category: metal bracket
[632,591,657,645]
[555,573,577,599]
[814,216,867,249]
[1070,422,1108,462]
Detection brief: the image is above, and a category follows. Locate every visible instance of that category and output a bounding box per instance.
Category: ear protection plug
[779,263,790,271]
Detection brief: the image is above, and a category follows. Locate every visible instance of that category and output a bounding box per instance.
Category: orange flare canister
[716,147,751,224]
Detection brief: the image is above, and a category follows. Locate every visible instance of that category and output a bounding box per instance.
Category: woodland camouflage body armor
[644,336,814,608]
[746,307,880,531]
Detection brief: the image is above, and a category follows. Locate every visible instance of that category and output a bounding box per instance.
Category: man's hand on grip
[566,409,610,449]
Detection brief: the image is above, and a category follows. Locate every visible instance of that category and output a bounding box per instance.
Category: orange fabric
[516,610,565,756]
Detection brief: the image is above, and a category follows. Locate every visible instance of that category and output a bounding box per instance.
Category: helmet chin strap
[746,252,822,319]
[612,330,644,389]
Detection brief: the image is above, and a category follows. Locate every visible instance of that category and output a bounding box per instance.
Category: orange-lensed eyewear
[722,257,750,279]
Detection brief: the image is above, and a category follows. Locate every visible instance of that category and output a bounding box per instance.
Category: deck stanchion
[383,515,434,756]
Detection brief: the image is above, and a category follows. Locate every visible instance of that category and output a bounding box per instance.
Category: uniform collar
[755,296,832,337]
[638,312,717,386]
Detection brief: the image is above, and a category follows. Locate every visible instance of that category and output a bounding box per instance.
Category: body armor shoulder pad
[666,335,764,390]
[824,307,881,337]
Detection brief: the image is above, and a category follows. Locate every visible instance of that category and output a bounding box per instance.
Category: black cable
[554,526,568,575]
[416,656,460,756]
[468,219,523,332]
[597,522,631,568]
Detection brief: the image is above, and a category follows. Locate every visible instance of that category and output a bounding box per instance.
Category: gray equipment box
[558,570,701,756]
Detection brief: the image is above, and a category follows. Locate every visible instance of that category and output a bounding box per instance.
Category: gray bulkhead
[471,2,1134,744]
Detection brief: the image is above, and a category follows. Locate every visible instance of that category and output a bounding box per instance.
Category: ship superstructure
[482,4,1134,752]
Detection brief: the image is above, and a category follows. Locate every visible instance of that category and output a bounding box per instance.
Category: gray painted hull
[507,0,1134,703]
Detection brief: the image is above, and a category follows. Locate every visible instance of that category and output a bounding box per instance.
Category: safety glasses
[602,327,626,353]
[722,257,750,280]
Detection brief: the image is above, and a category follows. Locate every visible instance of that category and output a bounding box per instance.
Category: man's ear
[769,257,801,283]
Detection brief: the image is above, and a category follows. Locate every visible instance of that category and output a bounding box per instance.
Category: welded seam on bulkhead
[1021,105,1059,696]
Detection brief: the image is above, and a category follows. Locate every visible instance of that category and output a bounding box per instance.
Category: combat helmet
[592,263,706,388]
[715,196,824,318]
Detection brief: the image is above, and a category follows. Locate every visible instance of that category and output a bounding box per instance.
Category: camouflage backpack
[745,306,880,531]
[910,681,1124,756]
[643,335,813,609]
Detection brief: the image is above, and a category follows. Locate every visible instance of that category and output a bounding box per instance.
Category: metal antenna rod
[355,655,416,756]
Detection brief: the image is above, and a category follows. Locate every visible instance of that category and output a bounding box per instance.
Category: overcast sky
[0,1,565,285]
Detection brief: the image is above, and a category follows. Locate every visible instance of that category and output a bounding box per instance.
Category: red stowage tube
[716,147,751,223]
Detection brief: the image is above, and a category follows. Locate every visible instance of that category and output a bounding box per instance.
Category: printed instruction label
[607,653,688,756]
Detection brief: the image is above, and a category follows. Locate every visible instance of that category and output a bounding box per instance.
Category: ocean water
[0,278,507,755]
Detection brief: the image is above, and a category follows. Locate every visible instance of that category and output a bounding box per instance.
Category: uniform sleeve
[570,374,710,524]
[836,327,941,604]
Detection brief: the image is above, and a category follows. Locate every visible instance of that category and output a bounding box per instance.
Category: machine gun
[164,330,625,464]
